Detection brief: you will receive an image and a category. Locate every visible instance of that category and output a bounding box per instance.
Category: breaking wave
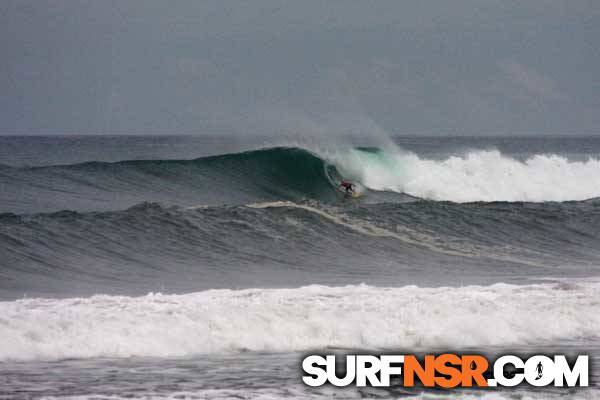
[2,281,599,362]
[329,147,600,202]
[2,146,600,214]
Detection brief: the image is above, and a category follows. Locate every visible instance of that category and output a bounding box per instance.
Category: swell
[2,200,600,299]
[0,147,347,214]
[4,145,600,215]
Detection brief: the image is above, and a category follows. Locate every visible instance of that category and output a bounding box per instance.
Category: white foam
[2,282,599,362]
[327,148,600,202]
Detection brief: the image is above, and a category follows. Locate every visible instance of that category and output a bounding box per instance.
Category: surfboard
[335,184,363,198]
[347,190,363,199]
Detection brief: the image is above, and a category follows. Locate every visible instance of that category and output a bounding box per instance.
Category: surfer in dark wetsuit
[340,181,355,195]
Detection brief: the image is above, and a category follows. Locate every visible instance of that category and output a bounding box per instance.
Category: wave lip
[2,282,599,362]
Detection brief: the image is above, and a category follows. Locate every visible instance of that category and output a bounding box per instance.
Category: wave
[0,147,343,214]
[329,147,600,203]
[2,200,600,299]
[2,145,600,214]
[2,281,599,362]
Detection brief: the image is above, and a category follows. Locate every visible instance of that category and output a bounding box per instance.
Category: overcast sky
[1,1,599,136]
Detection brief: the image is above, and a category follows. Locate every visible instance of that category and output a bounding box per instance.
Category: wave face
[2,200,600,300]
[2,145,600,215]
[2,281,599,362]
[0,147,343,214]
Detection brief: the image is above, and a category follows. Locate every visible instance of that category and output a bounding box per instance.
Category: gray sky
[1,1,599,135]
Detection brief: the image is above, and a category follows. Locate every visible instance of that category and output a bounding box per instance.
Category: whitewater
[327,147,600,203]
[2,281,599,362]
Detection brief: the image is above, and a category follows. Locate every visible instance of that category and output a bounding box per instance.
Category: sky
[0,1,599,136]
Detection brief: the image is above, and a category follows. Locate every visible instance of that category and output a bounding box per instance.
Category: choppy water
[1,135,599,399]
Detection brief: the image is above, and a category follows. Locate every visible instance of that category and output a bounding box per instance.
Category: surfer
[340,181,355,195]
[535,361,543,380]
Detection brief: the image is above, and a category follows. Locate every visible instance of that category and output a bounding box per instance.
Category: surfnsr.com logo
[302,354,589,388]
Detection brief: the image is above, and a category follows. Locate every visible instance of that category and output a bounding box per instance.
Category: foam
[247,201,543,266]
[328,148,600,202]
[2,282,599,362]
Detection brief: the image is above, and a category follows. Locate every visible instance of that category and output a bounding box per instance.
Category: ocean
[1,135,599,399]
